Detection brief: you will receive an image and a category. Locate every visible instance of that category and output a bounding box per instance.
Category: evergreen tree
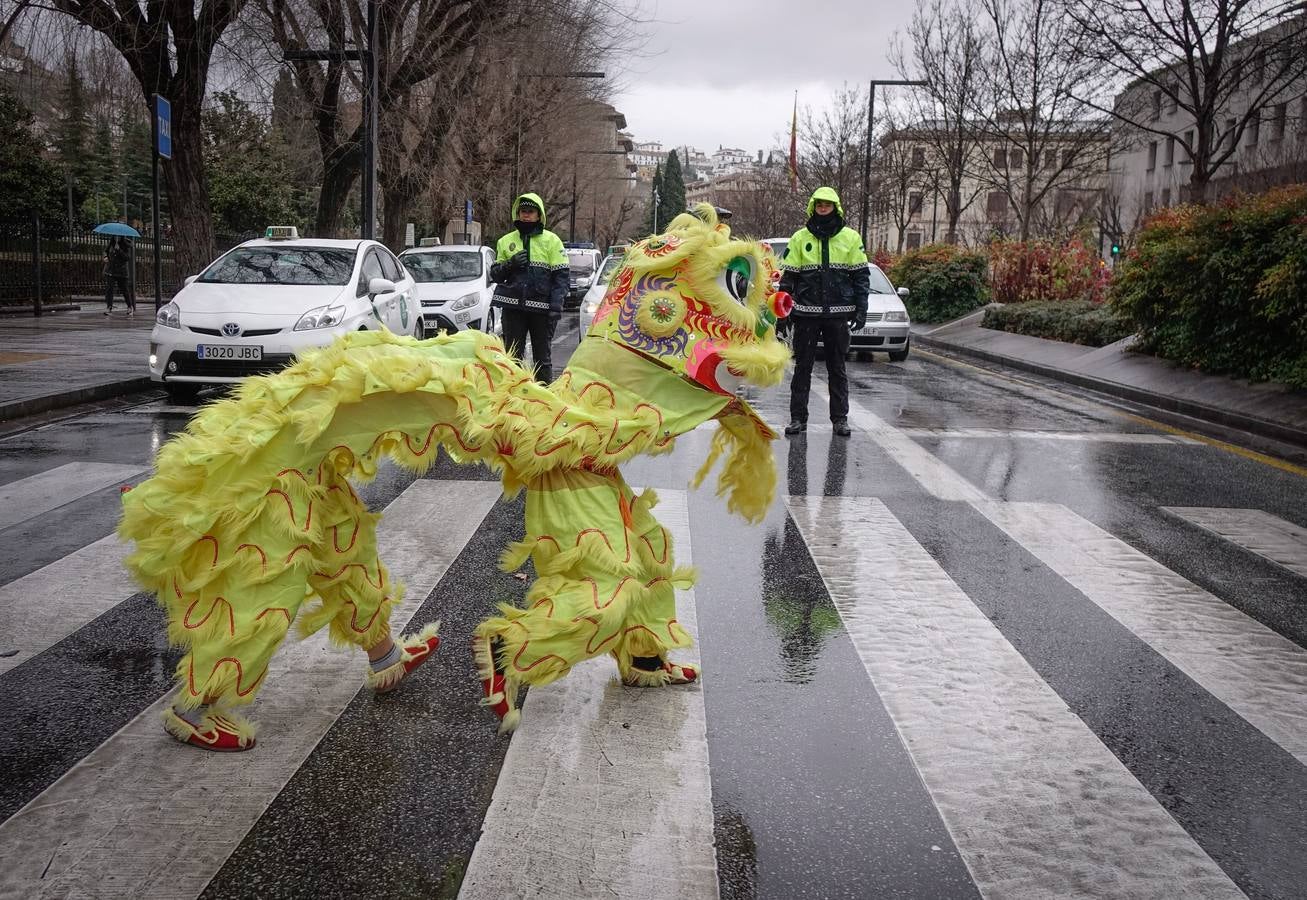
[204,91,301,235]
[53,53,91,224]
[0,88,67,223]
[80,118,120,224]
[117,103,155,227]
[642,162,663,235]
[658,150,686,227]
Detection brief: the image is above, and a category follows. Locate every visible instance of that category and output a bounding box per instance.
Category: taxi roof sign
[265,226,300,240]
[418,237,442,247]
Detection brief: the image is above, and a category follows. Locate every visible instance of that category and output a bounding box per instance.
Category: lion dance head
[585,203,793,395]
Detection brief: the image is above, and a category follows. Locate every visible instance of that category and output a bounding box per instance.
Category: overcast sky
[615,0,917,154]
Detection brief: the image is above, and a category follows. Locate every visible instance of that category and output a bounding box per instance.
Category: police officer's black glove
[510,250,529,271]
[850,312,867,332]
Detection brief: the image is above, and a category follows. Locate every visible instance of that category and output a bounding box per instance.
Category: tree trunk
[162,123,215,282]
[381,172,413,250]
[316,142,361,237]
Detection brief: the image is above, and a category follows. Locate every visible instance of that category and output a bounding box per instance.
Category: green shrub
[1111,185,1307,388]
[982,301,1134,347]
[889,244,989,323]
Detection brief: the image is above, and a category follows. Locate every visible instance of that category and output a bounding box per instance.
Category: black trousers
[105,275,135,310]
[789,316,851,423]
[500,307,554,383]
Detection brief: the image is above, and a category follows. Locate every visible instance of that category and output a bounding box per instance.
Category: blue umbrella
[93,222,142,238]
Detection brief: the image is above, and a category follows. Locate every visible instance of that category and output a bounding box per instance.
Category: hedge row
[982,301,1134,348]
[888,244,990,323]
[1110,185,1307,388]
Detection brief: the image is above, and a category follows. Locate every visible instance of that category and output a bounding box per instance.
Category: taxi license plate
[866,328,880,336]
[197,344,262,360]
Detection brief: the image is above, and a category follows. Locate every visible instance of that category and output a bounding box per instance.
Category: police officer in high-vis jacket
[490,193,570,383]
[779,187,870,437]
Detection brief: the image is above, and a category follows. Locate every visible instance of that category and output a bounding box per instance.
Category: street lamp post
[861,79,926,248]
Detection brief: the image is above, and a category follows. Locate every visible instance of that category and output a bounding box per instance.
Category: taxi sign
[418,237,442,247]
[265,226,300,240]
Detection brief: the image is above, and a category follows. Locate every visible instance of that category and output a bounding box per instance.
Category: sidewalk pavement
[0,307,156,422]
[912,311,1307,448]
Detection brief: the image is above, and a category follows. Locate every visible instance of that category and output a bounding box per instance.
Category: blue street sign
[155,95,172,160]
[464,199,473,227]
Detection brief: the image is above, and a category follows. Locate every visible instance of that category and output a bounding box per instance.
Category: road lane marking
[0,479,501,899]
[788,495,1242,900]
[0,535,138,677]
[1163,507,1307,579]
[979,500,1307,765]
[899,427,1200,444]
[460,489,717,900]
[0,462,145,531]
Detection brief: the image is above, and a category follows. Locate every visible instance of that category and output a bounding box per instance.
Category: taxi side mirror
[897,286,910,298]
[368,277,397,297]
[184,275,198,287]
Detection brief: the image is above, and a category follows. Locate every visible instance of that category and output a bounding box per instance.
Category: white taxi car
[577,250,626,336]
[397,244,498,338]
[149,227,419,403]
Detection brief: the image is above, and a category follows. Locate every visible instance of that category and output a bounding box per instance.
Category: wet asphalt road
[1,322,1305,899]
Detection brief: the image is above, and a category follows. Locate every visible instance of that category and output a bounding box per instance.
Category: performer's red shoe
[162,707,256,752]
[370,622,441,694]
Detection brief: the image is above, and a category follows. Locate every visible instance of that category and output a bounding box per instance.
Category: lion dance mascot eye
[118,204,792,750]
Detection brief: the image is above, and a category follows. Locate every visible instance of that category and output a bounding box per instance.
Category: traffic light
[1110,241,1121,257]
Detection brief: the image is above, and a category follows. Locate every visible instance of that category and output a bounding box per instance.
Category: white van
[565,247,602,307]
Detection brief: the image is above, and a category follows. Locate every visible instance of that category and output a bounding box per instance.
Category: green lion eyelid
[725,256,752,302]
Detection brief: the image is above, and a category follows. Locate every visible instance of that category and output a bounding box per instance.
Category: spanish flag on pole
[788,91,799,191]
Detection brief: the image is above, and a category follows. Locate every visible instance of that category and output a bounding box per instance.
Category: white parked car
[149,227,419,404]
[577,251,627,336]
[565,247,602,307]
[398,244,498,339]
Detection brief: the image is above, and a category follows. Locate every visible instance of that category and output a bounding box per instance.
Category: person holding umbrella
[95,222,140,316]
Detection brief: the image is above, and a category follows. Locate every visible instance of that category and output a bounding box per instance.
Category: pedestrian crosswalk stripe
[0,534,138,677]
[978,500,1307,765]
[898,427,1201,444]
[461,490,717,899]
[789,495,1244,900]
[0,480,501,899]
[812,385,988,503]
[1163,507,1307,579]
[0,462,145,531]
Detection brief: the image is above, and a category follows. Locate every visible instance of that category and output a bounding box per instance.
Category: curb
[0,377,156,423]
[913,333,1307,449]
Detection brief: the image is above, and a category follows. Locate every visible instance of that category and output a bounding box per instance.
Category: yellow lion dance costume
[119,205,792,750]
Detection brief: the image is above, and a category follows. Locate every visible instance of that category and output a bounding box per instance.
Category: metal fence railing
[0,218,252,314]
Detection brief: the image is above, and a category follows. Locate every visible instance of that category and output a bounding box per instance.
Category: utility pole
[861,79,926,247]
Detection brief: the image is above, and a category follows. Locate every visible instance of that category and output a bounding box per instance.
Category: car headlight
[883,310,908,322]
[155,301,180,329]
[583,301,599,315]
[294,304,347,330]
[450,292,479,311]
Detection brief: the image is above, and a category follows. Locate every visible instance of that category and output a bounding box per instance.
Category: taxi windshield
[198,247,356,285]
[402,251,482,283]
[597,255,622,284]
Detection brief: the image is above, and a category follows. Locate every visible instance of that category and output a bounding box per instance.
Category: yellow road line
[915,347,1307,478]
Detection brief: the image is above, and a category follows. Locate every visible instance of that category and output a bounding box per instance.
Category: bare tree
[797,83,867,224]
[712,163,805,238]
[869,112,928,251]
[1066,0,1307,204]
[972,0,1111,241]
[34,0,250,274]
[894,0,988,242]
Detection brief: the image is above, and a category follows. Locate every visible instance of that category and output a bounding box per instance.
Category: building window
[1167,87,1179,115]
[1151,90,1162,119]
[1061,148,1076,168]
[1252,51,1265,86]
[992,148,1006,168]
[1225,118,1237,150]
[1044,150,1057,169]
[1183,130,1194,164]
[1054,190,1077,218]
[912,147,926,168]
[909,192,924,216]
[1165,135,1175,166]
[986,191,1008,216]
[1247,112,1260,147]
[1144,191,1154,212]
[1228,59,1242,90]
[1271,103,1287,141]
[1161,187,1171,207]
[1009,149,1024,168]
[1147,141,1158,170]
[906,232,922,250]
